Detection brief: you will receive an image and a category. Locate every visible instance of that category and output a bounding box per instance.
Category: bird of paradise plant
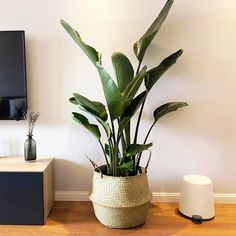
[61,0,187,176]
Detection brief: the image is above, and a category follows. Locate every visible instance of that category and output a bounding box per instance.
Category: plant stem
[124,123,130,146]
[145,150,152,172]
[110,118,117,176]
[132,60,143,146]
[110,119,116,145]
[129,60,143,174]
[120,130,127,158]
[116,118,126,160]
[136,60,142,75]
[135,122,155,174]
[143,122,155,145]
[114,142,119,176]
[108,138,114,175]
[98,140,109,168]
[133,99,146,144]
[133,98,146,174]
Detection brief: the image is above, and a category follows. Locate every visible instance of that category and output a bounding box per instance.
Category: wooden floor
[0,202,235,236]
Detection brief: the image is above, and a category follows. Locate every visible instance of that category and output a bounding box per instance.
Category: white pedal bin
[179,175,214,220]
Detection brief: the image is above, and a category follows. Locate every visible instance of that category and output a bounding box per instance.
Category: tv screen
[0,31,27,120]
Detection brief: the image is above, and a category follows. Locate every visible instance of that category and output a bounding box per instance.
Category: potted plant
[61,0,187,228]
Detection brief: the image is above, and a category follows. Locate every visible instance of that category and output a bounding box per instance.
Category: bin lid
[183,175,212,185]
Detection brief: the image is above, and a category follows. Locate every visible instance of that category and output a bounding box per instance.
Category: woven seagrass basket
[89,166,152,228]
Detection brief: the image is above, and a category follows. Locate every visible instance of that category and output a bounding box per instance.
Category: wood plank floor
[0,202,235,236]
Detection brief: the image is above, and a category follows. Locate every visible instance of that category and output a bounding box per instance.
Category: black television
[0,30,27,120]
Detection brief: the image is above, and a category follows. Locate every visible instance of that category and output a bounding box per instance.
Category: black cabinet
[0,158,54,225]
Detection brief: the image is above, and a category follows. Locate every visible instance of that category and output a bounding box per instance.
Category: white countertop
[0,157,53,172]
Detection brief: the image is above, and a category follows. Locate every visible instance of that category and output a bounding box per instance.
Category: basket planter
[89,166,152,228]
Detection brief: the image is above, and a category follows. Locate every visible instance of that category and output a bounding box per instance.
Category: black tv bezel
[0,30,28,121]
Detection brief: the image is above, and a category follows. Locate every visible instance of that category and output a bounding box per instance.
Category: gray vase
[24,135,37,162]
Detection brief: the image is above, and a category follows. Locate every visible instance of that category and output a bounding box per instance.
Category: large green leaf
[153,102,188,122]
[145,49,183,91]
[70,96,110,137]
[61,19,101,65]
[119,91,147,130]
[118,160,134,172]
[111,52,134,93]
[133,0,174,62]
[126,143,153,156]
[123,66,147,103]
[72,112,101,140]
[96,63,124,120]
[73,93,107,121]
[94,116,111,138]
[80,107,111,138]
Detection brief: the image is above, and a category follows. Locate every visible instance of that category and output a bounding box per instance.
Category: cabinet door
[0,172,44,224]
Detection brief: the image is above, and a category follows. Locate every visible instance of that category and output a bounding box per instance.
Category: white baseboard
[152,192,180,202]
[55,191,89,201]
[55,191,236,204]
[213,193,236,203]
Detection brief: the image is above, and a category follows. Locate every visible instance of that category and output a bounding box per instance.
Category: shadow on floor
[48,202,188,235]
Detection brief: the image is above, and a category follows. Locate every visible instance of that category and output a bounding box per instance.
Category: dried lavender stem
[24,110,40,136]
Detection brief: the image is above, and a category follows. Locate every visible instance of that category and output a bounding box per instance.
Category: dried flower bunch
[24,110,40,136]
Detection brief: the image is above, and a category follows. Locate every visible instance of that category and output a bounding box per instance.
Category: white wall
[0,0,235,195]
